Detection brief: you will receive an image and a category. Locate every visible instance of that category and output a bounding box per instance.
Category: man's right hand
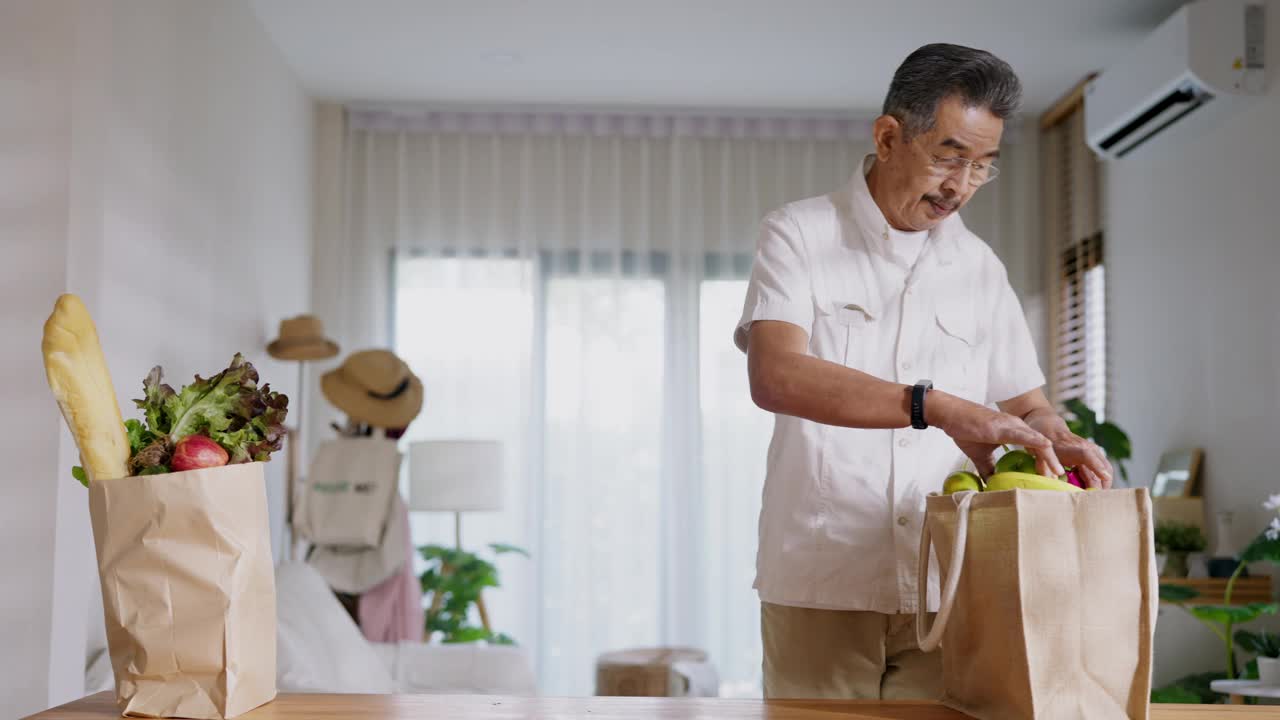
[925,391,1065,478]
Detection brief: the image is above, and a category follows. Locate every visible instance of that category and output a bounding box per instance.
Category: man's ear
[872,115,901,162]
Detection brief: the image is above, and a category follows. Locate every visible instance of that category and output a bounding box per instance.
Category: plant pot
[1187,552,1210,579]
[1258,656,1280,686]
[1209,556,1248,579]
[1161,551,1190,578]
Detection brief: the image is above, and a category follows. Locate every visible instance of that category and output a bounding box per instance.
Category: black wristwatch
[911,379,934,430]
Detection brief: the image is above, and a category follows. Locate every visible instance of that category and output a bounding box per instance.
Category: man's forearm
[750,347,910,428]
[749,348,964,430]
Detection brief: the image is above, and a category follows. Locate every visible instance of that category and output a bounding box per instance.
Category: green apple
[995,449,1037,475]
[943,471,982,494]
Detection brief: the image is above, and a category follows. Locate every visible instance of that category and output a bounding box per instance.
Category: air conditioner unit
[1085,0,1267,160]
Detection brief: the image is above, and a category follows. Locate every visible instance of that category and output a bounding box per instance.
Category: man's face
[870,96,1004,232]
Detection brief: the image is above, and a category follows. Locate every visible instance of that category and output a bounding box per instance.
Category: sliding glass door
[393,249,770,696]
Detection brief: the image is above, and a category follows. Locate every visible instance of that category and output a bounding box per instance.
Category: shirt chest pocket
[932,301,987,403]
[814,299,877,371]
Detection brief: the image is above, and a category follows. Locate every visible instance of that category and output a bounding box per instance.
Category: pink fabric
[357,497,424,643]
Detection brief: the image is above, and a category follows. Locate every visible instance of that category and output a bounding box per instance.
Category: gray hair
[882,43,1022,139]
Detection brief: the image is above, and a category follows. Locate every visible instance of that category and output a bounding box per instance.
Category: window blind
[1041,81,1108,416]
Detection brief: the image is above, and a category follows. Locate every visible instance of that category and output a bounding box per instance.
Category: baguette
[41,294,130,482]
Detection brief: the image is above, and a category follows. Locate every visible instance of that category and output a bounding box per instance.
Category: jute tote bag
[916,488,1157,720]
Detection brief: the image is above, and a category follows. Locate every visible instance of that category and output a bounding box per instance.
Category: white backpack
[296,437,401,550]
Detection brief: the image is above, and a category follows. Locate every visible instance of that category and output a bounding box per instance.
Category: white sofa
[85,562,537,696]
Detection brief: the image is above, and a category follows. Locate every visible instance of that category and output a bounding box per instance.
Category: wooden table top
[25,692,1280,719]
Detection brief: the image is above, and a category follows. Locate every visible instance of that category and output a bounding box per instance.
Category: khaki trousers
[761,602,943,700]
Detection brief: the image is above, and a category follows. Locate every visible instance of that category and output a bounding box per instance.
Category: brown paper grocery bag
[917,488,1157,720]
[89,462,277,719]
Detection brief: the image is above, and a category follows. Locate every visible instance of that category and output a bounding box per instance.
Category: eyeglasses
[926,154,1000,186]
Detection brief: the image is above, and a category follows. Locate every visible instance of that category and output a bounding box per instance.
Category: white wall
[0,1,312,715]
[1106,5,1280,687]
[0,3,76,716]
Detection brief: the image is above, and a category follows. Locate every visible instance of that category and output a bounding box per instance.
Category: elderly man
[735,43,1114,700]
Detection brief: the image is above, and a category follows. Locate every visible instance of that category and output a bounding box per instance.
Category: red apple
[171,434,229,472]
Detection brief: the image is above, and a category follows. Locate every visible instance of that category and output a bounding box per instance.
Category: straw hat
[321,349,423,429]
[267,315,339,361]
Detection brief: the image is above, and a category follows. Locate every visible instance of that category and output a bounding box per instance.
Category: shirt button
[898,438,909,448]
[897,516,908,526]
[901,361,912,371]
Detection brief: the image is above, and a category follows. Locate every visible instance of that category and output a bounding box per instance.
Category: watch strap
[911,380,934,430]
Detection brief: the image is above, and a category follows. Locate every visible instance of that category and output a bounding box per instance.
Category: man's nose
[939,173,966,198]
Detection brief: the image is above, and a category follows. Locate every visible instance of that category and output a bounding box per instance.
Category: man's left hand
[1029,420,1114,489]
[998,388,1114,489]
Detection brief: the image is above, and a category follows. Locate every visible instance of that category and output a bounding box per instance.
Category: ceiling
[250,0,1186,114]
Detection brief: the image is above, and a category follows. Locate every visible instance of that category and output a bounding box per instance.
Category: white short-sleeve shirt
[735,156,1045,614]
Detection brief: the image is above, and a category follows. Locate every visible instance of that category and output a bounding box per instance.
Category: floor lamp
[408,439,505,633]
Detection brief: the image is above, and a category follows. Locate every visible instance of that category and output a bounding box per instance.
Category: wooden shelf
[1160,577,1273,605]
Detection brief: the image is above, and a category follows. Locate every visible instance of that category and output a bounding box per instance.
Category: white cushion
[85,647,114,694]
[370,642,537,695]
[275,561,395,693]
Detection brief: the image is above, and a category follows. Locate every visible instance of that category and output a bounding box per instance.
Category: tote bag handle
[916,490,976,652]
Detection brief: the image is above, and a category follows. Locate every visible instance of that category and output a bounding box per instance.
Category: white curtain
[309,105,1036,696]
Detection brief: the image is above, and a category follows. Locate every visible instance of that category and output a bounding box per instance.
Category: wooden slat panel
[1160,577,1274,606]
[1040,74,1099,131]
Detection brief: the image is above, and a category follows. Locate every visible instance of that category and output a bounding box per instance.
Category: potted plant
[1236,630,1280,686]
[1156,522,1208,578]
[417,542,528,644]
[1155,493,1280,696]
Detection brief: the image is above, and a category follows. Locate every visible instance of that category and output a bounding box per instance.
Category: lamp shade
[408,440,504,512]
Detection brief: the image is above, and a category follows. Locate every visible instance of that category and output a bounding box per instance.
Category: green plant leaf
[1240,532,1280,564]
[1063,398,1097,437]
[1235,630,1280,658]
[446,626,492,644]
[124,418,155,455]
[490,542,531,558]
[71,466,88,487]
[1094,421,1132,460]
[1151,671,1227,704]
[1236,629,1266,654]
[444,596,473,614]
[418,544,447,560]
[1150,685,1204,704]
[1159,584,1200,602]
[419,568,441,592]
[1155,522,1208,552]
[1189,603,1280,626]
